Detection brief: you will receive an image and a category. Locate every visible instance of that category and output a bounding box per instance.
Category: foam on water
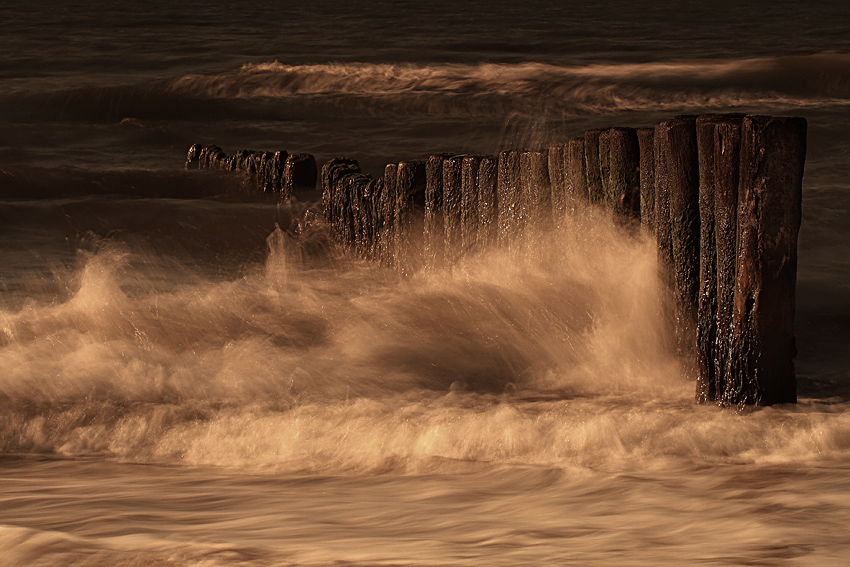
[2,204,849,475]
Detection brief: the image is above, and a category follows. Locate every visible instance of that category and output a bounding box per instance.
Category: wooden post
[339,173,363,252]
[584,129,604,204]
[726,116,806,406]
[443,155,465,264]
[350,173,370,257]
[425,155,448,270]
[462,156,483,256]
[655,117,699,357]
[366,177,383,260]
[548,143,568,225]
[269,151,287,193]
[395,160,427,274]
[599,129,611,209]
[637,129,655,233]
[186,144,203,168]
[477,155,499,249]
[321,157,360,232]
[695,115,743,403]
[520,149,552,230]
[713,120,742,404]
[380,163,398,266]
[497,150,521,246]
[284,153,317,199]
[607,127,640,219]
[567,137,588,208]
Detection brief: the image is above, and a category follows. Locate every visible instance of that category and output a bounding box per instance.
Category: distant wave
[168,52,850,113]
[2,52,850,123]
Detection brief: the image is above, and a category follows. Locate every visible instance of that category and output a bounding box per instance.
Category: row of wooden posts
[185,143,318,198]
[186,114,806,406]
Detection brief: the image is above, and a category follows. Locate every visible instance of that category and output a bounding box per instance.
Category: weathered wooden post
[350,173,372,257]
[395,160,427,274]
[268,151,287,193]
[443,155,465,264]
[339,173,363,252]
[186,144,203,168]
[497,150,521,246]
[320,157,360,241]
[607,127,640,219]
[599,130,611,208]
[520,149,552,231]
[379,163,398,265]
[477,155,499,248]
[637,129,655,233]
[567,137,588,209]
[725,116,806,406]
[712,120,742,404]
[462,156,483,256]
[654,117,700,357]
[283,153,318,199]
[695,115,744,402]
[366,177,383,260]
[584,129,604,204]
[425,155,448,270]
[548,143,568,225]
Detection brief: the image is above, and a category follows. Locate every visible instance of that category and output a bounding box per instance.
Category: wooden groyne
[185,144,317,199]
[186,114,806,406]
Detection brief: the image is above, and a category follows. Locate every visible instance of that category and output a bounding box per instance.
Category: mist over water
[3,0,850,565]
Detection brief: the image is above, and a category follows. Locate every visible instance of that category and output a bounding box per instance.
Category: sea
[2,1,850,565]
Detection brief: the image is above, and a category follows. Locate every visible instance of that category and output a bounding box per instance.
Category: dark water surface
[2,1,850,565]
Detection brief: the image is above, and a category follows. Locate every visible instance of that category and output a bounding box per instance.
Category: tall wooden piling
[695,115,744,403]
[462,156,483,255]
[584,129,604,204]
[497,150,522,246]
[443,155,465,263]
[320,157,360,242]
[607,127,640,219]
[726,116,806,406]
[366,177,384,260]
[548,144,568,225]
[712,120,742,404]
[655,117,700,357]
[283,153,318,199]
[478,155,499,248]
[350,173,374,257]
[395,160,427,274]
[268,151,287,193]
[341,173,369,253]
[379,163,398,265]
[567,137,588,208]
[637,129,655,233]
[520,149,552,230]
[599,130,611,207]
[425,155,447,270]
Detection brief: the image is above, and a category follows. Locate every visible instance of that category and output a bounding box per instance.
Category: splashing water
[2,199,848,476]
[1,196,849,567]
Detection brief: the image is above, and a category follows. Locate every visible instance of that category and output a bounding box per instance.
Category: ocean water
[2,1,850,565]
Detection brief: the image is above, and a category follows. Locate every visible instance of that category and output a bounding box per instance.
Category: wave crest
[167,52,850,113]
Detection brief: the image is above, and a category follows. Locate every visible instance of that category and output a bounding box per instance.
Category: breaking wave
[2,206,849,475]
[170,52,850,113]
[4,53,850,123]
